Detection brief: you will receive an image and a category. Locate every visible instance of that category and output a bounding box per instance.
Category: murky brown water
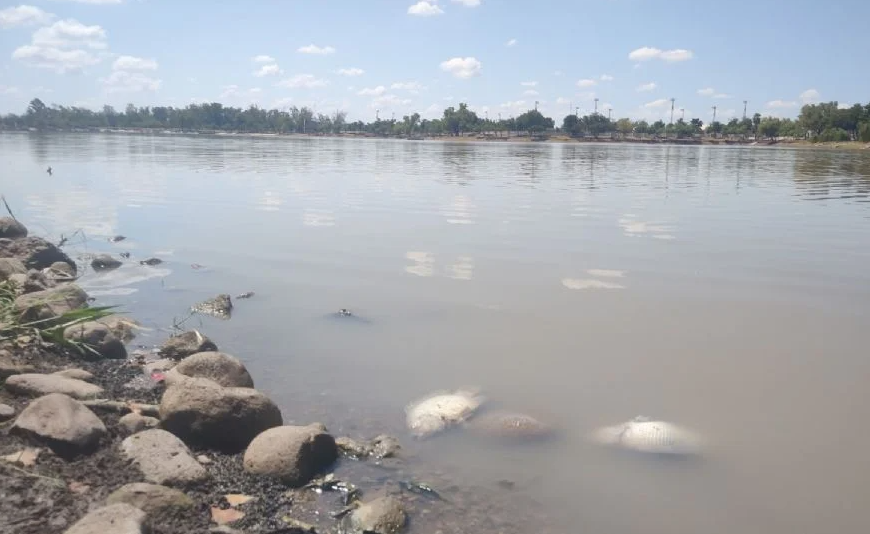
[3,132,870,534]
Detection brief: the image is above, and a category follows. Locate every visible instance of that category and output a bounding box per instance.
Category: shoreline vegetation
[2,98,870,151]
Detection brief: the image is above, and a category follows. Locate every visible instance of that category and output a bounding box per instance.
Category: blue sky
[1,0,868,122]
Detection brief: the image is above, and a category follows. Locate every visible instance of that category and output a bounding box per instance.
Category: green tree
[615,118,633,136]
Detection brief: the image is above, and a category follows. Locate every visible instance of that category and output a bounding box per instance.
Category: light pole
[712,106,717,124]
[535,100,539,111]
[742,100,748,121]
[680,108,685,121]
[607,108,612,121]
[594,98,599,114]
[669,98,675,125]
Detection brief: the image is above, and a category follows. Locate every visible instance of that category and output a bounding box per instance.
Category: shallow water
[3,132,870,534]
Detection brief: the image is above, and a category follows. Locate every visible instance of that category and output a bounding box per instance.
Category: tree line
[2,98,869,142]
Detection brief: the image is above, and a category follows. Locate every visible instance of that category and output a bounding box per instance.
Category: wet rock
[243,423,338,486]
[465,411,556,441]
[159,330,218,360]
[342,496,407,534]
[0,236,75,271]
[191,294,233,319]
[16,268,57,293]
[13,284,89,323]
[106,482,194,516]
[165,351,254,388]
[371,434,401,459]
[0,403,15,421]
[160,377,282,453]
[140,257,163,266]
[336,437,371,459]
[64,503,147,534]
[118,412,160,434]
[405,388,485,439]
[11,393,107,456]
[90,254,122,271]
[143,358,176,374]
[96,315,140,343]
[63,321,127,360]
[47,260,76,279]
[52,368,95,381]
[0,257,27,281]
[0,217,27,239]
[121,428,209,486]
[5,373,104,399]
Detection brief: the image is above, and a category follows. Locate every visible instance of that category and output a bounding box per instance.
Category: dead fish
[235,291,254,299]
[589,416,703,456]
[399,480,445,501]
[109,235,126,243]
[405,388,485,439]
[140,258,163,266]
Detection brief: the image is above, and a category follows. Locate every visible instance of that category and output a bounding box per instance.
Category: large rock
[13,284,89,323]
[0,349,36,379]
[46,261,76,280]
[159,330,218,360]
[64,321,127,359]
[4,373,103,399]
[0,217,27,239]
[64,503,147,534]
[342,496,408,534]
[160,378,282,453]
[0,257,27,281]
[53,368,95,381]
[242,423,337,486]
[15,269,57,294]
[0,236,75,272]
[96,316,139,343]
[106,482,194,516]
[118,412,160,434]
[11,393,106,456]
[165,351,254,388]
[121,429,208,486]
[90,254,122,271]
[0,403,15,421]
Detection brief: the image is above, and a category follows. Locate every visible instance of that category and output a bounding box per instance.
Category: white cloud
[628,47,693,62]
[766,100,797,109]
[391,81,423,92]
[440,56,481,79]
[370,93,412,108]
[276,74,328,89]
[644,98,671,108]
[112,55,157,71]
[523,89,539,96]
[12,45,99,73]
[556,97,570,105]
[272,97,294,109]
[0,5,55,28]
[357,85,386,96]
[0,85,21,95]
[53,0,123,3]
[337,67,364,77]
[33,19,107,49]
[254,63,282,77]
[800,89,820,104]
[576,78,597,88]
[697,87,715,96]
[599,74,614,82]
[505,38,517,47]
[101,70,161,93]
[713,93,730,99]
[297,44,335,55]
[252,55,275,63]
[452,0,481,6]
[408,1,443,16]
[520,81,537,87]
[637,82,656,92]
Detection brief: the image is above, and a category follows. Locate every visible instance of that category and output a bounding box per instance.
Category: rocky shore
[1,216,560,534]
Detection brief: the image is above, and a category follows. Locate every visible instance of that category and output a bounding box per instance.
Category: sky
[1,0,868,123]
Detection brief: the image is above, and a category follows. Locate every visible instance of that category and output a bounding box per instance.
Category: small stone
[48,261,76,278]
[1,447,41,467]
[224,494,255,507]
[64,503,147,534]
[52,368,95,381]
[342,496,408,534]
[243,423,338,487]
[63,321,127,360]
[336,437,371,459]
[96,316,140,343]
[159,330,218,360]
[18,269,56,293]
[371,434,401,459]
[0,403,15,421]
[11,393,106,456]
[118,412,159,434]
[197,454,213,464]
[90,254,122,271]
[13,284,89,323]
[0,217,27,239]
[106,482,194,516]
[121,429,208,486]
[0,257,27,281]
[191,294,233,319]
[165,351,254,388]
[143,358,176,375]
[5,373,104,399]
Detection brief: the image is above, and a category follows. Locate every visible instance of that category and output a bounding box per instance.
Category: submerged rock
[0,236,75,271]
[139,257,163,266]
[121,429,209,486]
[589,416,703,455]
[5,373,104,399]
[243,423,338,487]
[11,393,106,456]
[63,321,127,360]
[159,330,218,360]
[165,351,254,388]
[465,410,556,441]
[336,437,372,459]
[370,434,401,459]
[160,377,283,453]
[45,261,76,281]
[64,503,147,534]
[342,496,407,534]
[90,254,122,271]
[405,388,485,439]
[0,217,27,239]
[106,482,194,516]
[191,294,233,319]
[13,284,89,322]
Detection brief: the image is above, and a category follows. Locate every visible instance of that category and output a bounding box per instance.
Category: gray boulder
[120,429,208,486]
[371,434,401,459]
[64,321,127,359]
[21,269,57,293]
[160,378,282,453]
[53,368,95,381]
[64,503,147,534]
[0,236,75,271]
[118,412,160,434]
[96,315,139,343]
[11,393,106,456]
[90,254,122,271]
[46,260,76,280]
[0,403,15,421]
[165,351,254,388]
[0,217,27,239]
[342,496,407,534]
[106,482,194,516]
[0,257,27,281]
[13,284,89,322]
[159,330,218,360]
[336,436,372,459]
[242,423,337,486]
[4,373,104,399]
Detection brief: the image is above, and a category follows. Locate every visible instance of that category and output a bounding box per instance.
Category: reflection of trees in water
[793,151,870,201]
[439,143,477,186]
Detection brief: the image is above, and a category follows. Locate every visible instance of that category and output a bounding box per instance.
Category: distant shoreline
[2,128,869,151]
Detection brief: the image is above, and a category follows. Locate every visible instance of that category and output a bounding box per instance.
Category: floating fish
[405,388,485,439]
[589,416,703,456]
